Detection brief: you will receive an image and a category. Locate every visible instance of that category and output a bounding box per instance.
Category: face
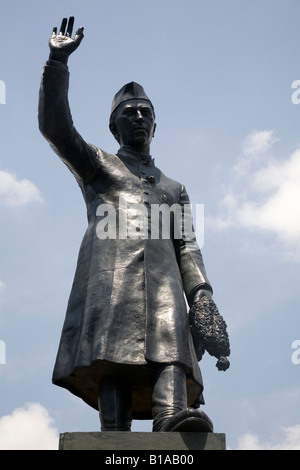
[113,100,156,151]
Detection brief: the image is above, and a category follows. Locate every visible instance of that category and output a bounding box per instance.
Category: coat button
[147,175,156,184]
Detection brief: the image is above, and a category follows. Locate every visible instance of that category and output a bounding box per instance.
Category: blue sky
[0,0,300,450]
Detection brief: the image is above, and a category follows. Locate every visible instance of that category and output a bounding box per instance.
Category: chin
[132,138,148,148]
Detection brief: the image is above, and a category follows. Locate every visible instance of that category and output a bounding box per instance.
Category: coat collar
[117,146,155,166]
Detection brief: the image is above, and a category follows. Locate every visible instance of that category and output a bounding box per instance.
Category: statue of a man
[38,17,229,433]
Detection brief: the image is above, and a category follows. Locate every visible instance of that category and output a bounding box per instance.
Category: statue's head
[109,82,156,150]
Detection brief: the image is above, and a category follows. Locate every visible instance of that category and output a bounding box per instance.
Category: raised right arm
[38,17,97,183]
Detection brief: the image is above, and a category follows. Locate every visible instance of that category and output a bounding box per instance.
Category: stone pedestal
[59,431,226,450]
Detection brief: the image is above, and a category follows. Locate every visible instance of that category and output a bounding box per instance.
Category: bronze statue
[38,17,230,433]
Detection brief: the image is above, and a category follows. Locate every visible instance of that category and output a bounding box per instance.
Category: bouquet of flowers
[189,296,230,371]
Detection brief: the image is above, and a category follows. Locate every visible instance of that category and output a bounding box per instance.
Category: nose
[136,109,144,120]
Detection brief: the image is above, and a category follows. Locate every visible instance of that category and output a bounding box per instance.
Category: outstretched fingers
[66,16,74,37]
[59,17,68,35]
[49,16,84,51]
[53,16,75,37]
[74,26,84,43]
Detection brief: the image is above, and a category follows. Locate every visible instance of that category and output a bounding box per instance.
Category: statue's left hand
[189,296,230,371]
[48,16,84,64]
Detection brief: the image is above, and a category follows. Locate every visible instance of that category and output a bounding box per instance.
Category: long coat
[38,61,213,418]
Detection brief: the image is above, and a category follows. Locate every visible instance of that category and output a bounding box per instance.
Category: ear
[152,123,157,138]
[109,122,120,143]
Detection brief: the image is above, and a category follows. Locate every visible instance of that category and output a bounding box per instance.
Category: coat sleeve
[174,184,213,306]
[38,60,98,183]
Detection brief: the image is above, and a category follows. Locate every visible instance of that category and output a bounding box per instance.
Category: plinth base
[59,431,226,450]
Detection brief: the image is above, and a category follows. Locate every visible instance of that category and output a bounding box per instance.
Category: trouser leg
[98,375,132,431]
[152,364,187,432]
[151,363,214,432]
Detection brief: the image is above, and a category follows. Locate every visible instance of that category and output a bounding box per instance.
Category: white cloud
[0,403,58,450]
[209,130,300,261]
[0,169,43,206]
[238,149,300,244]
[236,424,300,450]
[242,129,278,157]
[234,129,279,175]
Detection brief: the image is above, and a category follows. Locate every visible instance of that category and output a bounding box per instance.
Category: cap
[110,81,155,118]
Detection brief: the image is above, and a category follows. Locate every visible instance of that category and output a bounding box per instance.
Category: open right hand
[49,17,84,64]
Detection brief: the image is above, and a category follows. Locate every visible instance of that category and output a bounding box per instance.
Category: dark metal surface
[38,17,230,430]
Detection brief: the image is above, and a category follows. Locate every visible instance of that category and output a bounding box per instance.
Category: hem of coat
[52,359,205,420]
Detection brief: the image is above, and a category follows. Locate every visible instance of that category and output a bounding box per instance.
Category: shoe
[161,408,213,432]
